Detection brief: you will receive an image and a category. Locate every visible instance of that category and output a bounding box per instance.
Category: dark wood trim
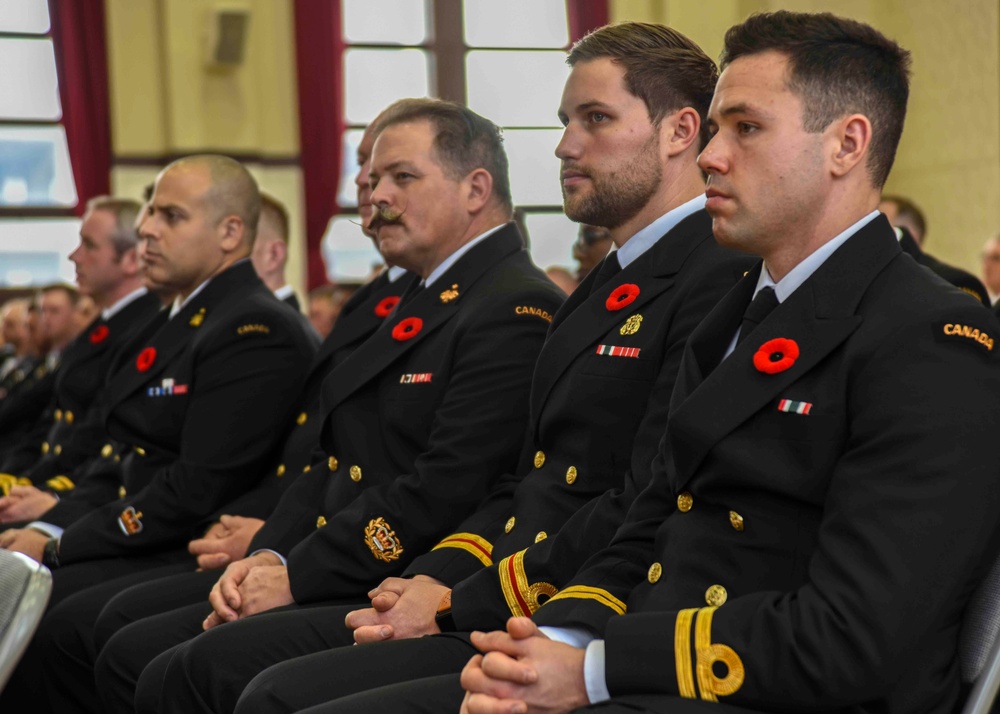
[0,206,77,218]
[429,0,466,103]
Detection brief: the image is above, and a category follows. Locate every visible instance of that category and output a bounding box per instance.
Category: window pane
[337,129,366,207]
[522,211,578,272]
[466,50,567,127]
[0,126,77,207]
[0,0,50,34]
[464,0,567,48]
[503,129,563,206]
[0,218,81,286]
[343,0,428,45]
[0,39,61,120]
[344,49,429,125]
[321,216,382,282]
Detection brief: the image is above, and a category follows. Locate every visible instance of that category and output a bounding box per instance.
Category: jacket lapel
[104,262,259,407]
[320,224,523,412]
[529,211,709,424]
[667,216,901,486]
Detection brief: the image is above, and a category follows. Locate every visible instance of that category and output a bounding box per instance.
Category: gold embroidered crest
[364,517,404,562]
[620,314,643,336]
[440,284,460,303]
[189,308,207,327]
[118,506,144,536]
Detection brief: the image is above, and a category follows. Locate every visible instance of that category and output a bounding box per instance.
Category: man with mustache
[87,99,563,714]
[461,11,1000,714]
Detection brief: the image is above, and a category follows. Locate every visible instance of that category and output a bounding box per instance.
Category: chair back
[961,551,1000,714]
[0,550,51,692]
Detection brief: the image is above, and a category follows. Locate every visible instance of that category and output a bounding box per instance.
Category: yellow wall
[105,0,306,296]
[611,0,1000,275]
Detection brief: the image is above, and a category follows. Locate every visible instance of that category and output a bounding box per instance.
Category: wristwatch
[41,537,61,569]
[434,589,456,632]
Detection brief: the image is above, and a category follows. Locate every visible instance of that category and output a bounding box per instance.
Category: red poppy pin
[374,296,401,318]
[753,338,799,374]
[90,325,110,345]
[136,347,157,373]
[606,284,640,312]
[392,317,423,342]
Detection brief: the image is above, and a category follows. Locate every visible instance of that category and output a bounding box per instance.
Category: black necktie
[590,253,622,295]
[736,286,779,346]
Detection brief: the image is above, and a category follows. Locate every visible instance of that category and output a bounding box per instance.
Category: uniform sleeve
[598,313,1000,708]
[287,288,562,603]
[58,318,314,563]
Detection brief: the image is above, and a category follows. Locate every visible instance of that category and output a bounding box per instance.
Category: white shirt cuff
[584,639,611,703]
[250,548,287,565]
[538,625,594,649]
[27,522,63,539]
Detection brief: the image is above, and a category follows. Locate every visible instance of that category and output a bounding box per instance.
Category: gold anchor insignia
[620,314,643,336]
[439,284,460,303]
[189,308,207,327]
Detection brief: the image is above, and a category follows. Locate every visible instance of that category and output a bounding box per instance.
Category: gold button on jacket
[316,516,327,528]
[729,511,744,531]
[648,562,662,583]
[349,465,362,482]
[505,516,516,533]
[706,584,728,606]
[565,466,578,485]
[677,492,693,512]
[328,456,339,471]
[533,451,545,468]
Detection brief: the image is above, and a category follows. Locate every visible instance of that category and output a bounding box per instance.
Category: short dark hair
[375,98,513,213]
[881,194,926,238]
[568,22,719,150]
[38,283,80,306]
[721,11,911,188]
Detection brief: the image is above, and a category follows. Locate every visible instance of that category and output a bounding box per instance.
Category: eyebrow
[371,160,418,176]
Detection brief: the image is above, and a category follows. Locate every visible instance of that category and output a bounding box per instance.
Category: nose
[697,133,727,175]
[555,123,582,163]
[369,179,392,208]
[68,244,82,264]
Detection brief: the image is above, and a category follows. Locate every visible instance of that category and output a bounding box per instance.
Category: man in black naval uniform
[9,121,418,714]
[0,150,318,618]
[0,197,161,524]
[222,22,754,714]
[457,12,1000,714]
[98,98,564,714]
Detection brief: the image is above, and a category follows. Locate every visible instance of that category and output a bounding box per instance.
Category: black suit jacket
[247,224,566,603]
[898,228,989,306]
[221,270,419,520]
[57,260,317,564]
[403,211,753,630]
[535,217,1000,714]
[20,291,163,485]
[0,356,57,472]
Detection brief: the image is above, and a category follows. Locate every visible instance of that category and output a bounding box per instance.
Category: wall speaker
[205,7,251,69]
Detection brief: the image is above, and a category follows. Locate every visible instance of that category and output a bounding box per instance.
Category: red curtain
[566,0,609,44]
[49,0,112,215]
[293,0,344,290]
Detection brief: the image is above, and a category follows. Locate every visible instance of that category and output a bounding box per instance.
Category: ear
[119,246,141,278]
[829,114,872,178]
[218,215,245,253]
[661,107,701,158]
[270,238,288,268]
[464,168,494,213]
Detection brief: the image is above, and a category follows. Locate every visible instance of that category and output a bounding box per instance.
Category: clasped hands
[346,577,588,714]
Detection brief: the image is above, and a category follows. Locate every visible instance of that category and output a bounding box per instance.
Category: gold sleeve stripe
[45,475,75,491]
[546,585,627,615]
[431,533,493,567]
[694,606,745,702]
[497,550,557,618]
[675,608,698,699]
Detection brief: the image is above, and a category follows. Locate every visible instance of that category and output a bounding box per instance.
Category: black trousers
[94,569,221,713]
[236,634,477,713]
[139,601,364,714]
[236,635,769,714]
[0,550,193,714]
